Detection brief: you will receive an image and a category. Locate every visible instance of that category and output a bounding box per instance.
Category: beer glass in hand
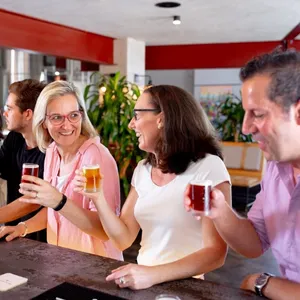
[188,179,212,217]
[82,164,101,193]
[22,163,39,183]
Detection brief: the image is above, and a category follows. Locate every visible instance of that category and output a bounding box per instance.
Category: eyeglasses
[46,110,83,125]
[133,108,160,121]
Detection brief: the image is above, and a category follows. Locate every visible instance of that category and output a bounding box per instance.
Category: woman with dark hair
[74,85,231,289]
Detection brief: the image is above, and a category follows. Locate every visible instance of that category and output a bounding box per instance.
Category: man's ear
[24,109,33,121]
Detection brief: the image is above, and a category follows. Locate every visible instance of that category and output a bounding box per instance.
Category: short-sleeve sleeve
[131,159,145,188]
[204,155,231,187]
[247,170,270,253]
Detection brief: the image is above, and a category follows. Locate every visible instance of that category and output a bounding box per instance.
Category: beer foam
[190,179,212,186]
[83,164,99,170]
[22,164,39,169]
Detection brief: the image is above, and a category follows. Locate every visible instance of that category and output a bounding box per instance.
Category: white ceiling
[0,0,299,45]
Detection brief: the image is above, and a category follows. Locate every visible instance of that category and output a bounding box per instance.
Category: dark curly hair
[240,48,300,112]
[143,85,223,174]
[8,79,47,113]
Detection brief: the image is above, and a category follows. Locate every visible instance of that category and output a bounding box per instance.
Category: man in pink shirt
[185,48,300,299]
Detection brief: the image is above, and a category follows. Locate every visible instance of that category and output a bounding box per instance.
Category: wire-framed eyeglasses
[133,108,160,120]
[46,110,83,125]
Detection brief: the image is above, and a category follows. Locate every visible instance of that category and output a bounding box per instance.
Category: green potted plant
[84,72,145,197]
[215,93,252,142]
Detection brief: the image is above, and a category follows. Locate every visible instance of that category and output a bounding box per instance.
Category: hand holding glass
[188,179,212,216]
[82,164,101,193]
[22,163,39,183]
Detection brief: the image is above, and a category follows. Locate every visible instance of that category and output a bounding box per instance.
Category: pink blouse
[44,136,123,261]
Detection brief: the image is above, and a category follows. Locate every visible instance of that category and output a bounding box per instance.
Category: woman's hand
[184,185,228,219]
[106,264,156,290]
[19,175,62,209]
[72,169,104,202]
[0,224,26,242]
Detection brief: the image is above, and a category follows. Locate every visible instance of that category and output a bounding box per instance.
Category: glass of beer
[188,179,212,217]
[22,163,39,183]
[82,164,101,193]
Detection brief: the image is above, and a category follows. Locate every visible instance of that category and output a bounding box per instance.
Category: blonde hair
[33,80,97,152]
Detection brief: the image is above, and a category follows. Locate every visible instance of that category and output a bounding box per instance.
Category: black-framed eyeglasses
[46,110,83,126]
[133,108,160,121]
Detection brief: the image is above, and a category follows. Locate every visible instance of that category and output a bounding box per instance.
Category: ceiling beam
[281,22,300,50]
[0,9,113,64]
[146,41,282,70]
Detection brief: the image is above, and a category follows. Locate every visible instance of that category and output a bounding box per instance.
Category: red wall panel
[0,9,113,64]
[146,41,282,70]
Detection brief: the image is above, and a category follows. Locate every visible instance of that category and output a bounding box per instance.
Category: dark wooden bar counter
[0,239,260,300]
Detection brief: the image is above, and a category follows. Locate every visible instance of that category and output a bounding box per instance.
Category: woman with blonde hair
[0,81,122,260]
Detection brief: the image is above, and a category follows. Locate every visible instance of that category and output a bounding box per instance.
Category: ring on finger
[119,276,126,284]
[35,191,39,199]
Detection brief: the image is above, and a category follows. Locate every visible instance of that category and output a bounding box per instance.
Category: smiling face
[242,74,300,162]
[128,92,163,153]
[43,94,82,149]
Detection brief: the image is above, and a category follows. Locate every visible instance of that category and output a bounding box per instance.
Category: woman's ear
[156,116,164,130]
[42,121,47,129]
[295,101,300,125]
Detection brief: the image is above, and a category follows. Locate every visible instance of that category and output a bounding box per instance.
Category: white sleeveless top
[132,154,230,268]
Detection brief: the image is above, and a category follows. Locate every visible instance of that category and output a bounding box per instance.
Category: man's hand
[240,273,260,292]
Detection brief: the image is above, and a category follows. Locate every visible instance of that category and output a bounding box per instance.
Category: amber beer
[22,163,39,183]
[83,164,101,193]
[188,179,212,216]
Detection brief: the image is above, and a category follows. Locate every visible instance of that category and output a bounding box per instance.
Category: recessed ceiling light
[155,2,181,8]
[173,15,181,25]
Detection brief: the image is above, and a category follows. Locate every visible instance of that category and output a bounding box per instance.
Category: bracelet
[18,222,28,237]
[53,194,68,211]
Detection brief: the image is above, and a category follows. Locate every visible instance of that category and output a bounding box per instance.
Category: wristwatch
[255,272,273,296]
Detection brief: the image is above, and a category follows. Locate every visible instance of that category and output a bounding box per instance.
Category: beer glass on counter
[22,163,39,183]
[83,164,101,193]
[155,295,181,300]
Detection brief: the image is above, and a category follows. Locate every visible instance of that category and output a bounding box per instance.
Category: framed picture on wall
[199,85,233,125]
[199,85,232,102]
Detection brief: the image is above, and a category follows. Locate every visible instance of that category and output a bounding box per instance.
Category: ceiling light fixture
[173,15,181,25]
[155,2,181,8]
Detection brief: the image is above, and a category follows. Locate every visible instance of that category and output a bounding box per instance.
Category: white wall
[145,68,241,98]
[100,38,145,84]
[145,70,194,95]
[193,68,241,101]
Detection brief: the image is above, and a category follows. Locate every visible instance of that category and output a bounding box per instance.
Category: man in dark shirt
[0,79,47,241]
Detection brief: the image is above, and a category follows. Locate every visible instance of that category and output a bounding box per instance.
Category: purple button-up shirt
[248,161,300,282]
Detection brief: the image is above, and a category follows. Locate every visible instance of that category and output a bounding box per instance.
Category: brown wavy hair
[8,79,47,113]
[144,85,223,174]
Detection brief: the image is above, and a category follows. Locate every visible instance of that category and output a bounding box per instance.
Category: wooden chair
[221,141,265,211]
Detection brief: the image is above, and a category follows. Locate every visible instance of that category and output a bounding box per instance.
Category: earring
[158,123,162,129]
